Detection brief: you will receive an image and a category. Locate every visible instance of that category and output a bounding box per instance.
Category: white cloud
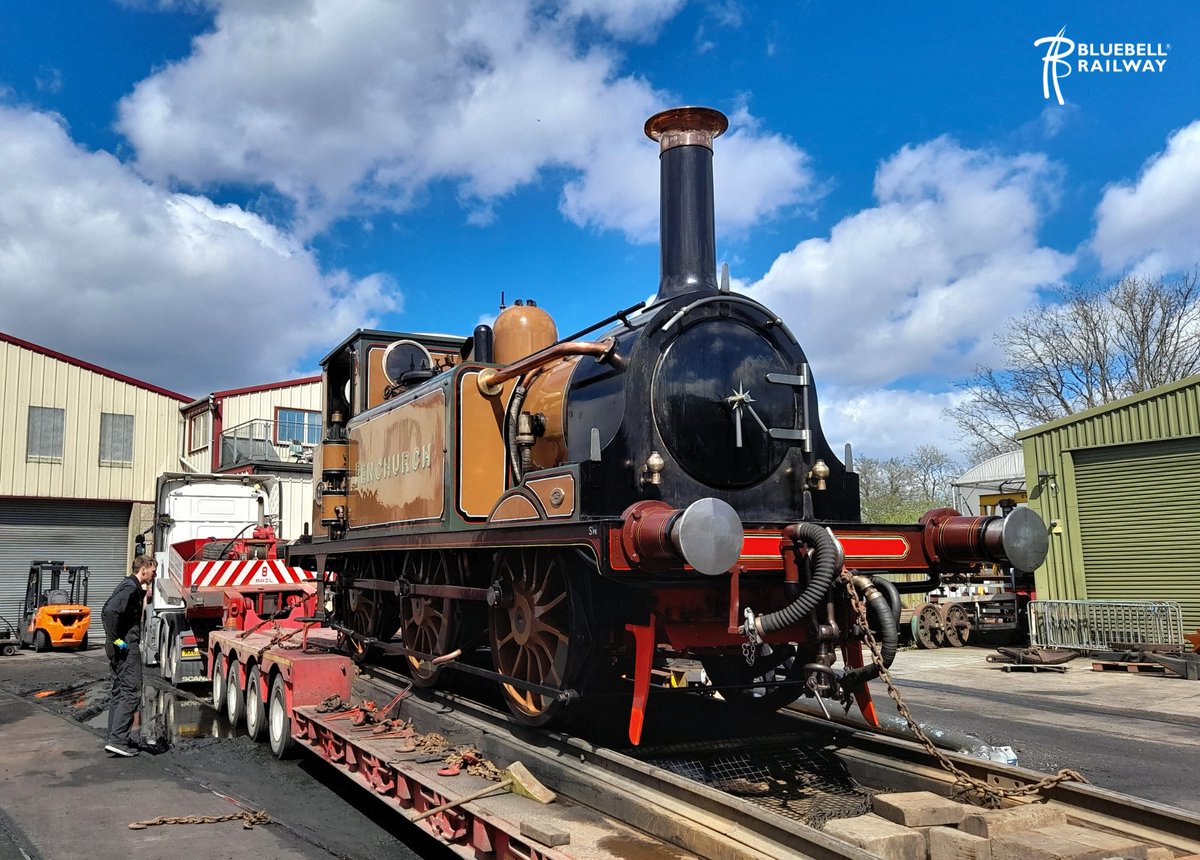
[1092,119,1200,276]
[117,0,814,241]
[0,106,395,394]
[561,0,685,40]
[818,386,967,460]
[561,104,816,243]
[745,137,1074,389]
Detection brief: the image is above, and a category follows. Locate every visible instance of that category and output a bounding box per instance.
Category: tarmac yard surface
[1,644,1197,858]
[0,648,455,860]
[871,646,1200,814]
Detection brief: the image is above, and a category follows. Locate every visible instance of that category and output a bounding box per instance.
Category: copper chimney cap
[645,106,729,153]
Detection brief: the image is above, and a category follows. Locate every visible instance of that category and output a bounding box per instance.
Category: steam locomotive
[297,107,1048,744]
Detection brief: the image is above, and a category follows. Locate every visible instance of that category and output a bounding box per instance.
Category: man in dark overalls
[102,555,157,756]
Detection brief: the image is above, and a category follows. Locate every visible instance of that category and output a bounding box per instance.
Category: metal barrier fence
[1028,600,1186,653]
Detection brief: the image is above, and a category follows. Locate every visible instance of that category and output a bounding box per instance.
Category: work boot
[104,742,140,757]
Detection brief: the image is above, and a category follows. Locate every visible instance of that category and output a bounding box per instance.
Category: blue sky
[1,1,1197,460]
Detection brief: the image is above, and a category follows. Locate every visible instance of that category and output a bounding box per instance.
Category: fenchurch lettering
[354,444,433,486]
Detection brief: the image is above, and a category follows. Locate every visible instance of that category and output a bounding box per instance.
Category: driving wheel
[400,551,462,687]
[489,549,590,727]
[339,558,401,662]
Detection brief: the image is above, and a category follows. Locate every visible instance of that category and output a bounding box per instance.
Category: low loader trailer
[206,619,1200,860]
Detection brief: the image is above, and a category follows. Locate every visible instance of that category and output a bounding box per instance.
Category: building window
[99,413,135,466]
[276,408,321,445]
[27,406,65,462]
[188,410,210,453]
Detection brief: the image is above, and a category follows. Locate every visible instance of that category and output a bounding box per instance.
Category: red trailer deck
[206,624,1200,860]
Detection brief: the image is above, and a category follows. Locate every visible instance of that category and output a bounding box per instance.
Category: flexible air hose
[840,575,900,688]
[754,522,839,634]
[871,574,902,633]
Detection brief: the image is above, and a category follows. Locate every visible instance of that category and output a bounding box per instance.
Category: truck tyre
[244,664,266,741]
[268,673,296,759]
[2,645,16,657]
[158,625,171,675]
[211,653,226,712]
[79,632,89,651]
[33,630,50,652]
[226,660,245,727]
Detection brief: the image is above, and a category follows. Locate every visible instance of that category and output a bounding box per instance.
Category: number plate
[180,647,201,659]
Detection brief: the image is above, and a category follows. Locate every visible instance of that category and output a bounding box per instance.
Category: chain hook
[740,606,761,665]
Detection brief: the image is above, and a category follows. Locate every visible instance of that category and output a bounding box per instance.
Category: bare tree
[951,273,1200,458]
[857,446,962,523]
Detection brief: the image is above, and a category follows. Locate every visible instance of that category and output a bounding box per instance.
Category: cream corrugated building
[0,333,189,621]
[2,332,320,627]
[181,376,321,542]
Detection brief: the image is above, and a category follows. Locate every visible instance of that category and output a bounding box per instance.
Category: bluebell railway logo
[1035,27,1169,105]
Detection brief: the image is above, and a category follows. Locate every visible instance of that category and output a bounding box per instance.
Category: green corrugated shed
[1016,374,1200,635]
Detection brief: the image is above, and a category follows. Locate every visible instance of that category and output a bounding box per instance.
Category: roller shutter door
[0,501,130,631]
[1073,438,1200,634]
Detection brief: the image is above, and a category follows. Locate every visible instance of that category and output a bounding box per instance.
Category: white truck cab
[142,473,281,683]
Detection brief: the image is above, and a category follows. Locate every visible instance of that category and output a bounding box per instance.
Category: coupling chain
[442,747,505,781]
[839,571,1088,808]
[128,810,271,830]
[416,731,450,754]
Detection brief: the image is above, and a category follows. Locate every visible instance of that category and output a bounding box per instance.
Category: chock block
[873,791,967,827]
[960,805,1065,839]
[1038,824,1149,859]
[928,826,991,860]
[519,820,570,847]
[823,813,926,860]
[991,830,1114,860]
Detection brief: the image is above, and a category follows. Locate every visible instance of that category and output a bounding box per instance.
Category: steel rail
[359,667,884,860]
[361,666,1200,858]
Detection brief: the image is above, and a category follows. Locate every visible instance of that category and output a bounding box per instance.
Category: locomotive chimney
[645,106,728,302]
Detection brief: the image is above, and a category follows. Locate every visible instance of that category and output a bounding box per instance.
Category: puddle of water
[138,682,247,748]
[40,678,245,748]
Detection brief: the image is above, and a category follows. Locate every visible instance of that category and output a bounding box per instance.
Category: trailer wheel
[244,664,266,741]
[2,645,16,657]
[268,673,296,759]
[211,652,226,712]
[33,630,50,652]
[226,660,245,727]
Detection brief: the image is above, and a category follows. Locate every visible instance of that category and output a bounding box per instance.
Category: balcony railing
[219,419,314,469]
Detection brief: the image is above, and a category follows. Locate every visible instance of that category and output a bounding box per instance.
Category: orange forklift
[18,560,91,651]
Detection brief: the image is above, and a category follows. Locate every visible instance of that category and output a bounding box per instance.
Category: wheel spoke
[533,591,566,618]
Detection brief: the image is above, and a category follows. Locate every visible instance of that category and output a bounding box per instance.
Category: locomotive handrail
[659,293,797,343]
[476,337,617,395]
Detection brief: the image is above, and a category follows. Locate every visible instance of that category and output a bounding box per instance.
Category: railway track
[341,665,1200,859]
